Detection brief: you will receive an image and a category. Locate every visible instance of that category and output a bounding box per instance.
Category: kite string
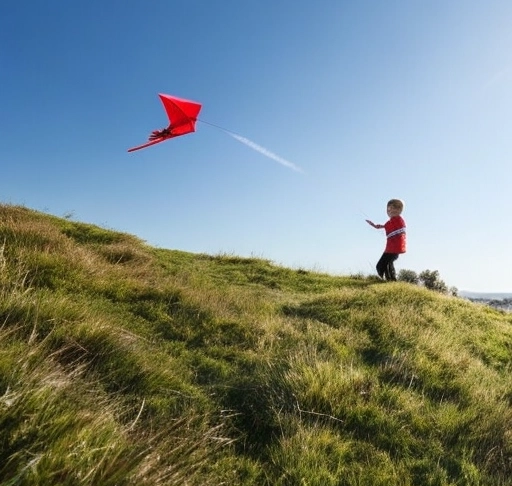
[358,208,370,220]
[197,118,241,137]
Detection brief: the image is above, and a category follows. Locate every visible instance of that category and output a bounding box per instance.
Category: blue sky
[2,1,512,293]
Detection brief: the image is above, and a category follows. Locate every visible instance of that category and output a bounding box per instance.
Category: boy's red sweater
[384,216,406,253]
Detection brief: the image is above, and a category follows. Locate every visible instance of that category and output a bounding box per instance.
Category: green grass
[1,203,512,485]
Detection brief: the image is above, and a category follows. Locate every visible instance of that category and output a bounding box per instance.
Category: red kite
[127,93,303,172]
[128,94,202,152]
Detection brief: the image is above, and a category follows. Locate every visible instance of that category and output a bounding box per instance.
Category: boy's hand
[366,220,383,229]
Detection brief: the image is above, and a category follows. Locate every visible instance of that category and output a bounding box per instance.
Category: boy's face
[387,205,400,218]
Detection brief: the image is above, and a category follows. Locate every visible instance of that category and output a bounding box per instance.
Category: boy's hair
[387,199,404,213]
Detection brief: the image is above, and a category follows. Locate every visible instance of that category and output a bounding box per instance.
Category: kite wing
[128,94,202,152]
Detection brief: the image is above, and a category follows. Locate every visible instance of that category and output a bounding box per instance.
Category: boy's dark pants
[376,253,399,281]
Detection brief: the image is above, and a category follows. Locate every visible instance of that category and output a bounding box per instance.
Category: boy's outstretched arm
[366,219,384,229]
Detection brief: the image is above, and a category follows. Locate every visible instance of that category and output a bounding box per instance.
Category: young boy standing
[366,199,406,281]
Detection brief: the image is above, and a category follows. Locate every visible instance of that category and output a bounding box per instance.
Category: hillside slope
[1,204,512,485]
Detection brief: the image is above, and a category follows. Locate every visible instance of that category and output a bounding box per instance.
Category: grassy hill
[1,204,512,485]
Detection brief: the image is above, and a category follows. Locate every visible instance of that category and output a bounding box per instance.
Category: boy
[366,199,406,281]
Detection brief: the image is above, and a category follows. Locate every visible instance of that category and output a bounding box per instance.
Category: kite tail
[197,119,304,173]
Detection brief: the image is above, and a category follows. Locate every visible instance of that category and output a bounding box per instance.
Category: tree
[419,270,448,293]
[398,269,419,284]
[397,268,458,296]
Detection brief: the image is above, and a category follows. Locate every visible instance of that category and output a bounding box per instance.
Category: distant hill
[459,291,512,313]
[1,203,512,485]
[460,291,512,300]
